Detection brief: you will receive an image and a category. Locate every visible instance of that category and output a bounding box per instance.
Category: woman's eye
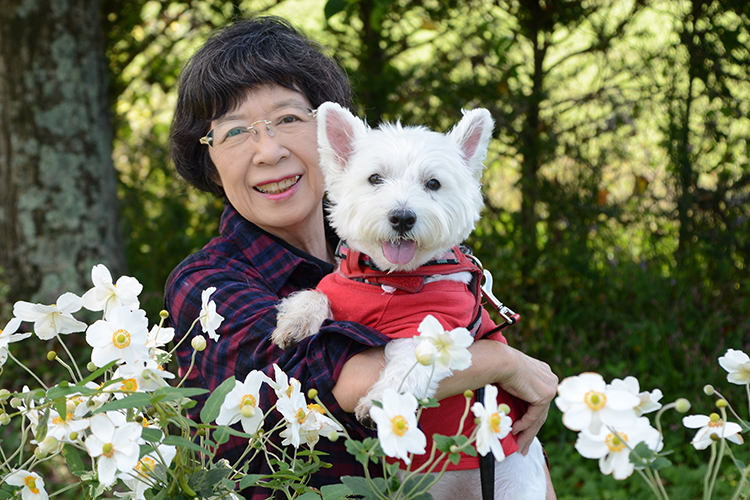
[425,179,441,191]
[225,127,246,139]
[369,174,384,185]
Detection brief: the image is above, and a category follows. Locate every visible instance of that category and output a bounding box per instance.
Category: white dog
[272,102,547,500]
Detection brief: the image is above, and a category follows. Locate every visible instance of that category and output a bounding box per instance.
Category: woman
[166,16,557,499]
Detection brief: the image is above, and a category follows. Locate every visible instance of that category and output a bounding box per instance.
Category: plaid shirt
[165,204,389,499]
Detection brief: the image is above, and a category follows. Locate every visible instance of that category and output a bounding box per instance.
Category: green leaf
[320,483,354,500]
[324,0,349,20]
[36,407,50,442]
[239,474,266,489]
[649,457,672,470]
[94,392,152,413]
[295,492,322,500]
[76,359,120,387]
[200,376,236,424]
[161,435,211,455]
[151,386,208,403]
[341,476,387,499]
[47,384,98,400]
[212,425,232,446]
[62,444,87,477]
[140,427,164,442]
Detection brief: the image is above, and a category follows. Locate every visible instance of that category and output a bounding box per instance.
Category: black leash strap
[476,386,495,500]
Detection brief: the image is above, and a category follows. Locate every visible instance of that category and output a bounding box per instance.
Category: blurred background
[1,0,748,497]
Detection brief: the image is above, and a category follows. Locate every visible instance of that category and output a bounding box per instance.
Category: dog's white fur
[272,102,546,499]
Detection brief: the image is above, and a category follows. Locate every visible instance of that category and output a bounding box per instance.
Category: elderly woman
[166,15,557,499]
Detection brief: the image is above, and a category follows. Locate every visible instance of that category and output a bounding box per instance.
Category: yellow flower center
[307,403,324,414]
[136,456,156,476]
[121,378,138,392]
[584,390,607,411]
[52,412,74,425]
[391,415,409,437]
[241,394,257,408]
[708,413,723,427]
[605,432,628,452]
[24,475,40,494]
[102,442,114,458]
[489,412,502,433]
[112,329,131,349]
[295,408,308,423]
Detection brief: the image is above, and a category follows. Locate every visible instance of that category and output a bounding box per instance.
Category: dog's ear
[447,108,494,178]
[317,102,367,171]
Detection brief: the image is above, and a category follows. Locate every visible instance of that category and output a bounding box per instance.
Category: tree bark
[0,0,124,304]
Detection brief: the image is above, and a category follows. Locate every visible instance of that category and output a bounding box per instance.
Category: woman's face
[207,86,325,243]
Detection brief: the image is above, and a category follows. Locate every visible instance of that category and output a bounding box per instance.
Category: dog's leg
[355,338,452,425]
[271,290,332,349]
[492,438,547,500]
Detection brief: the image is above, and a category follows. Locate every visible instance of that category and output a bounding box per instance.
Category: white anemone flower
[199,287,224,341]
[112,359,176,398]
[683,413,744,450]
[471,384,513,461]
[71,382,111,418]
[267,363,298,401]
[146,324,175,349]
[5,470,49,500]
[718,348,750,385]
[86,306,149,367]
[118,444,177,500]
[84,413,143,486]
[608,376,663,417]
[416,314,473,371]
[82,264,143,317]
[276,381,341,448]
[555,372,640,434]
[0,317,32,366]
[369,388,426,465]
[216,370,270,434]
[13,293,87,340]
[46,408,90,443]
[575,417,662,480]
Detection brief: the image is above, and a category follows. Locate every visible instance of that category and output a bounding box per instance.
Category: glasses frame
[199,108,317,148]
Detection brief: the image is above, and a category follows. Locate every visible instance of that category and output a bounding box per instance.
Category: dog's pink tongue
[383,240,417,265]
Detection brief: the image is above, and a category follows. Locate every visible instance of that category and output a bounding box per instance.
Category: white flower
[118,444,177,500]
[13,293,87,340]
[146,324,175,349]
[555,372,640,434]
[112,359,176,398]
[46,408,90,443]
[86,306,149,367]
[416,314,473,371]
[683,413,744,450]
[199,287,224,341]
[718,348,750,385]
[369,388,426,464]
[5,470,49,500]
[84,413,143,486]
[268,363,295,400]
[276,380,342,448]
[575,417,662,480]
[71,382,111,418]
[471,384,513,461]
[216,370,270,434]
[0,317,32,366]
[608,376,663,417]
[82,264,142,316]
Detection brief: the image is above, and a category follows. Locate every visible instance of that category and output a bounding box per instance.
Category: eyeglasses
[200,107,317,149]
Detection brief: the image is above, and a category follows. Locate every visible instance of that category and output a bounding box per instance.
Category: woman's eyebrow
[218,100,310,124]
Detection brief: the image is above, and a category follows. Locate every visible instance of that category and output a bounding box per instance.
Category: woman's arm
[332,339,558,453]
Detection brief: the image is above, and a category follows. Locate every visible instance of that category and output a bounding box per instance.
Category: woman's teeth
[256,176,300,194]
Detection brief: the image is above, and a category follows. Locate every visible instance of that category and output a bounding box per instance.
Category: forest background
[1,0,749,498]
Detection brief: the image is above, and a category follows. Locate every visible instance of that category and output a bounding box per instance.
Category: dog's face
[317,103,494,272]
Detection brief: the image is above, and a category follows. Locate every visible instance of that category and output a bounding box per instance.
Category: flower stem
[55,334,83,382]
[7,351,48,390]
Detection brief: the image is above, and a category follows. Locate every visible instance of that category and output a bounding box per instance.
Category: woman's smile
[255,175,302,194]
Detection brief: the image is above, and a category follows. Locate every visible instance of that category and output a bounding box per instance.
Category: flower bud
[710,433,720,442]
[191,335,207,352]
[87,362,98,372]
[0,389,10,400]
[449,445,459,453]
[716,399,728,409]
[703,384,714,396]
[66,400,76,414]
[308,389,318,400]
[69,431,79,441]
[38,435,59,455]
[415,340,438,366]
[159,310,169,319]
[47,351,57,361]
[498,404,511,415]
[34,448,46,459]
[464,390,474,399]
[327,431,339,442]
[0,413,10,425]
[10,397,22,409]
[674,398,691,413]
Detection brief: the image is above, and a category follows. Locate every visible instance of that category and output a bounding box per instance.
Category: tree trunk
[0,0,124,304]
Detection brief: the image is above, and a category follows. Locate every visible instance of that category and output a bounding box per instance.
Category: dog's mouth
[382,239,417,265]
[255,175,301,194]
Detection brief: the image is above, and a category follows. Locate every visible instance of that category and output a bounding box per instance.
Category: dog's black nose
[388,209,417,234]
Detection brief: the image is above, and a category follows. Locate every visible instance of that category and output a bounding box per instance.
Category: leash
[466,254,521,500]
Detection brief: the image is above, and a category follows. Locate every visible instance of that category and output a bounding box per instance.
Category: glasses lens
[202,107,314,149]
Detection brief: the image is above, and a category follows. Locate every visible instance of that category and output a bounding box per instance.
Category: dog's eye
[369,174,384,185]
[425,179,441,191]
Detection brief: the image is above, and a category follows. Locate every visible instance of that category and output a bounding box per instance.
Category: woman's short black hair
[169,16,353,196]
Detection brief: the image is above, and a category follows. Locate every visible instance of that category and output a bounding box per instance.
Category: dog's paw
[270,326,300,350]
[271,290,331,349]
[354,397,377,429]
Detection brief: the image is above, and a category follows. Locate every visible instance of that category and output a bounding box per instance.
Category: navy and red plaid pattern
[164,204,389,499]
